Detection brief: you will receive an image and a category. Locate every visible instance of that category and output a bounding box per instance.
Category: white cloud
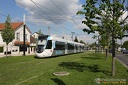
[120,11,128,24]
[11,16,21,22]
[51,33,95,44]
[14,0,97,44]
[15,0,82,25]
[78,35,95,44]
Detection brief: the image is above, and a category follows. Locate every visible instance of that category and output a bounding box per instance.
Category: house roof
[0,22,23,30]
[0,22,31,33]
[32,32,39,35]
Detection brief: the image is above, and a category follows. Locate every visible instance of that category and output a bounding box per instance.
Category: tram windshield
[36,45,45,53]
[36,35,49,53]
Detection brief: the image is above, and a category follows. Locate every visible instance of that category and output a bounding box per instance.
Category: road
[116,53,128,68]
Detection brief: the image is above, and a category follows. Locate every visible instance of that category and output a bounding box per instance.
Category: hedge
[0,47,3,52]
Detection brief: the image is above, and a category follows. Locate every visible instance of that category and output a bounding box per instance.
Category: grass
[0,51,127,85]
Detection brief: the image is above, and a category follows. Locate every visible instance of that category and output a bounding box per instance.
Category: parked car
[121,48,126,52]
[123,50,128,54]
[108,49,112,53]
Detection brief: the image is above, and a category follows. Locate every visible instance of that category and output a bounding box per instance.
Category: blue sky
[0,0,127,44]
[0,0,93,44]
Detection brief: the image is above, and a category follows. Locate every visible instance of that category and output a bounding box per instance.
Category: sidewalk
[116,53,128,68]
[0,53,35,58]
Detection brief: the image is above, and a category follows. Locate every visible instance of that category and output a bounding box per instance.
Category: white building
[32,32,39,39]
[0,22,35,55]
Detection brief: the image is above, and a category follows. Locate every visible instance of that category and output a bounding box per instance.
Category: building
[0,22,35,55]
[32,32,39,39]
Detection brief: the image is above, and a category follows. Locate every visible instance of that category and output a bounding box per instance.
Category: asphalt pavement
[116,53,128,68]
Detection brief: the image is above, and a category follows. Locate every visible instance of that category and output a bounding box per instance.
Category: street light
[71,32,75,41]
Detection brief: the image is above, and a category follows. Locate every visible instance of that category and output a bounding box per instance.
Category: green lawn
[0,51,127,85]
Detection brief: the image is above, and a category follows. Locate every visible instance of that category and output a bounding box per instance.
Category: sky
[0,0,128,45]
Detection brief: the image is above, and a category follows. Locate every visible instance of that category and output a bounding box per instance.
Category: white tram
[35,35,85,58]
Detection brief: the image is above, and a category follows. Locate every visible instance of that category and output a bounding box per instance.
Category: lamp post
[23,14,26,56]
[71,32,75,41]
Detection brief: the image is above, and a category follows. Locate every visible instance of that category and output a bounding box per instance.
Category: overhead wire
[31,0,72,33]
[27,0,84,32]
[49,0,83,31]
[10,0,63,35]
[30,0,85,36]
[11,0,87,37]
[0,13,62,36]
[0,12,49,34]
[29,1,68,20]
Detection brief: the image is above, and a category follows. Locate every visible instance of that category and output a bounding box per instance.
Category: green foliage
[100,33,110,47]
[80,40,86,45]
[77,0,127,38]
[77,1,127,76]
[1,15,15,45]
[89,42,96,48]
[74,36,79,42]
[92,35,97,39]
[38,29,43,36]
[0,47,3,52]
[122,40,128,49]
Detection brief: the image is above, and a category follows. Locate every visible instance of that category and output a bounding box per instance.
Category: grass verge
[0,51,127,85]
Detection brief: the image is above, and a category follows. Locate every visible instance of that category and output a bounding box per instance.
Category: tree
[80,40,86,45]
[92,35,97,53]
[77,0,128,76]
[38,29,43,36]
[100,33,111,59]
[89,42,96,50]
[1,15,15,57]
[74,36,79,42]
[122,41,128,49]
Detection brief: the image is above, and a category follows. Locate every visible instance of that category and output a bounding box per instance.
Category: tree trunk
[105,49,108,60]
[106,39,109,60]
[112,0,116,76]
[112,56,115,76]
[98,36,100,53]
[95,42,96,53]
[6,44,8,58]
[95,47,96,53]
[112,32,115,76]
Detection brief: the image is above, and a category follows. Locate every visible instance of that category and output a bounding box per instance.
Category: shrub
[0,47,3,52]
[122,40,128,49]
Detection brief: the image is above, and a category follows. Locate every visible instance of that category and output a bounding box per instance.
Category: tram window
[68,43,74,50]
[79,46,81,50]
[83,46,85,50]
[55,41,65,50]
[46,40,52,49]
[75,45,78,50]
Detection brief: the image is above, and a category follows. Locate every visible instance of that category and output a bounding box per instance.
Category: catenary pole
[23,14,26,56]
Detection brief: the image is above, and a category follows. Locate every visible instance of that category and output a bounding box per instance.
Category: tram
[35,35,85,58]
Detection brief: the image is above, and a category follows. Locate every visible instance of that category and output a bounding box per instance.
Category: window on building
[25,34,27,41]
[16,33,20,40]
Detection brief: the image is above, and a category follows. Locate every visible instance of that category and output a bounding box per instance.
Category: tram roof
[48,35,84,46]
